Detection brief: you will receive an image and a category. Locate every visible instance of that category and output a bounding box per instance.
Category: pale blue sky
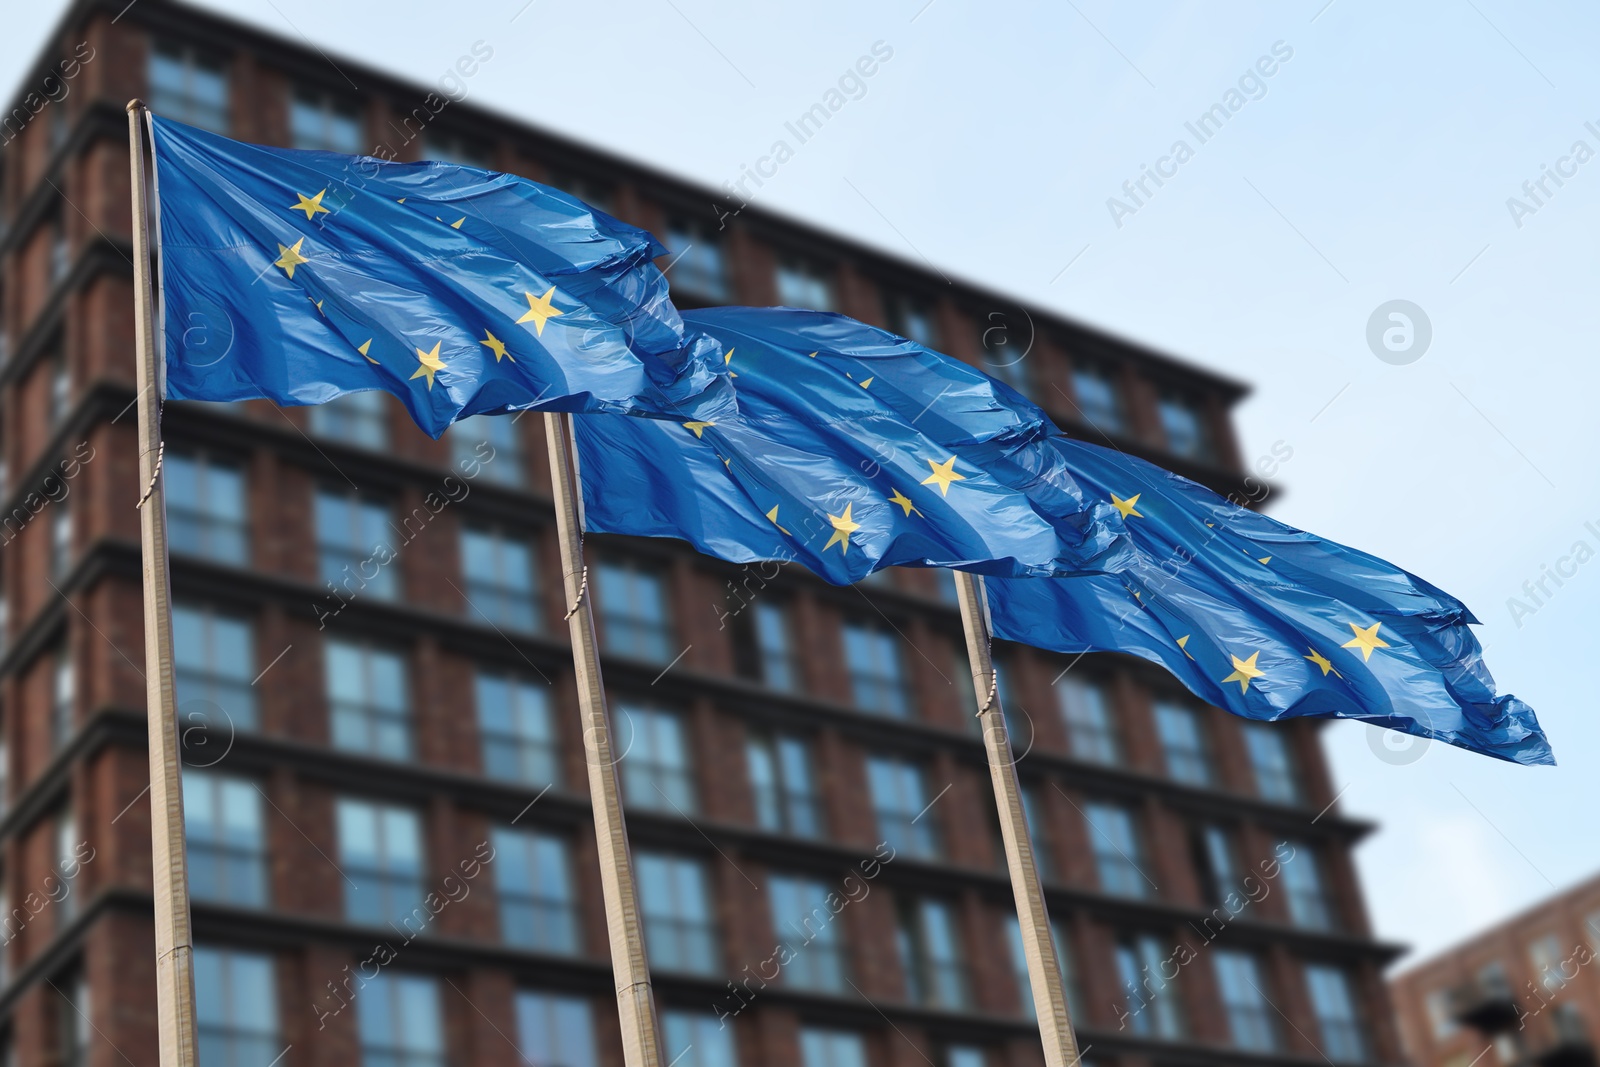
[9,0,1598,966]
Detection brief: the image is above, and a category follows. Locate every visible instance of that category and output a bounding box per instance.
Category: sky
[8,0,1598,967]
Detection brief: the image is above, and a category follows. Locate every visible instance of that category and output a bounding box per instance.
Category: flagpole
[544,411,664,1067]
[953,570,1080,1067]
[126,101,200,1067]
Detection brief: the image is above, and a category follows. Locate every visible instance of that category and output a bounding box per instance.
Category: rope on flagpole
[135,403,165,510]
[564,560,590,620]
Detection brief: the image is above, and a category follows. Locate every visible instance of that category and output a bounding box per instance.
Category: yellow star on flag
[921,456,966,496]
[516,286,564,336]
[480,330,511,362]
[358,339,377,365]
[824,503,860,553]
[1342,622,1391,662]
[450,217,466,229]
[290,189,330,220]
[765,505,791,535]
[683,421,714,438]
[1304,648,1341,677]
[410,341,446,389]
[273,238,310,279]
[1258,556,1272,564]
[888,488,922,517]
[724,348,735,365]
[1221,651,1264,694]
[1176,634,1195,660]
[1111,492,1142,519]
[311,298,324,315]
[859,377,874,389]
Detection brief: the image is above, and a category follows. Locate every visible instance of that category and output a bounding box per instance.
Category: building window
[1007,916,1082,1022]
[801,1029,867,1067]
[635,852,717,974]
[597,559,673,662]
[194,945,278,1067]
[775,258,835,311]
[663,1011,738,1067]
[173,604,257,734]
[451,413,524,487]
[1116,933,1184,1039]
[1158,391,1211,460]
[309,392,389,449]
[149,42,229,133]
[1192,824,1239,911]
[165,451,248,564]
[844,621,908,717]
[746,733,820,838]
[978,314,1030,395]
[619,706,695,813]
[357,973,445,1067]
[770,874,848,993]
[897,897,968,1008]
[337,798,425,929]
[664,218,731,302]
[52,647,73,750]
[51,352,70,416]
[477,673,557,786]
[1424,987,1458,1040]
[423,132,493,168]
[752,601,798,691]
[289,86,363,153]
[884,293,939,346]
[326,640,411,759]
[1214,950,1278,1052]
[1068,361,1124,433]
[55,974,88,1067]
[1082,800,1148,898]
[1305,965,1368,1063]
[182,770,266,907]
[1055,676,1120,764]
[516,991,598,1067]
[1280,840,1334,930]
[944,1050,987,1067]
[1153,701,1212,786]
[461,526,540,632]
[868,756,941,860]
[1529,934,1566,993]
[315,489,398,600]
[55,807,80,921]
[1242,723,1300,803]
[51,504,71,581]
[492,827,579,954]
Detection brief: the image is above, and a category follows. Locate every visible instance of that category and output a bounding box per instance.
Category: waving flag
[573,311,1548,764]
[574,307,1132,583]
[150,116,731,433]
[985,438,1552,766]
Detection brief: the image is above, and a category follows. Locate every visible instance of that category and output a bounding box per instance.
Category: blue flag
[150,116,731,434]
[985,438,1552,766]
[574,307,1132,583]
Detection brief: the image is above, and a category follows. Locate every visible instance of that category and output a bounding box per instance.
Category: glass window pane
[516,991,598,1067]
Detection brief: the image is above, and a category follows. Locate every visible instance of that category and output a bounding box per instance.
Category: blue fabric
[151,116,731,434]
[574,307,1132,583]
[986,438,1552,766]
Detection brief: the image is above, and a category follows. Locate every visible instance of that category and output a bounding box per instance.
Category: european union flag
[574,307,1132,584]
[150,117,731,433]
[985,438,1552,766]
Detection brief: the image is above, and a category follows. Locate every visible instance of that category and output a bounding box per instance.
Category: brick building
[1390,873,1600,1067]
[0,2,1406,1065]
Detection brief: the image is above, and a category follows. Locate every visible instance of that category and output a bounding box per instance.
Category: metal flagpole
[544,411,664,1067]
[953,570,1081,1067]
[126,100,200,1067]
